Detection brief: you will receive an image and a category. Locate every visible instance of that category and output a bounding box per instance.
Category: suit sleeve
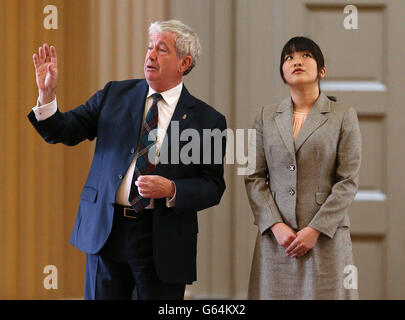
[244,107,284,235]
[173,115,227,212]
[308,107,362,238]
[27,82,112,146]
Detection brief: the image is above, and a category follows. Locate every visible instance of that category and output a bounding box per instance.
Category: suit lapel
[157,85,194,165]
[294,93,330,153]
[125,79,149,139]
[274,97,296,158]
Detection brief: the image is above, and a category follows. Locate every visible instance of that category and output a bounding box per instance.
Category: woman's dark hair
[280,36,325,84]
[279,36,336,102]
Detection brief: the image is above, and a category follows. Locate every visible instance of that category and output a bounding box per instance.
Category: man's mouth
[146,65,158,70]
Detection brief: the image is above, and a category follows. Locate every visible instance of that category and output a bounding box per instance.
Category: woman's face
[282,50,325,87]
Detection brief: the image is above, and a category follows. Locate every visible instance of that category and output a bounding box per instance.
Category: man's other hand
[135,175,175,199]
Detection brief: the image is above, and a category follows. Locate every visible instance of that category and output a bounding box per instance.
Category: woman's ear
[319,66,326,79]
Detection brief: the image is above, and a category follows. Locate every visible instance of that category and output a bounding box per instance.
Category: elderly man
[28,20,226,300]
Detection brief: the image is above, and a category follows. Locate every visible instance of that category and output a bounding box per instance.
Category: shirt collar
[147,82,183,106]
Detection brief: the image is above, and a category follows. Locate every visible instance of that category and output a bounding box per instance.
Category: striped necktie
[128,93,162,212]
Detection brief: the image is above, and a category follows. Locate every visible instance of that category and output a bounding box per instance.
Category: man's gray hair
[149,20,201,76]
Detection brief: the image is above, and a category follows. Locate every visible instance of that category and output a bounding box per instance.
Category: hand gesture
[270,223,297,249]
[135,175,176,199]
[33,43,58,105]
[285,227,321,258]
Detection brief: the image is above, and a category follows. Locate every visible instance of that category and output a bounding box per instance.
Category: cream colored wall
[0,0,167,299]
[170,0,405,300]
[0,0,92,299]
[89,0,168,89]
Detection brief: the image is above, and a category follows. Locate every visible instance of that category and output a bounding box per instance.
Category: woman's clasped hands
[270,223,321,258]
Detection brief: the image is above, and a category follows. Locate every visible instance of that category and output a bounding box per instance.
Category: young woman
[244,36,361,299]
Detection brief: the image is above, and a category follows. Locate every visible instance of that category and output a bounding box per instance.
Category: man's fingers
[138,184,154,198]
[43,43,50,63]
[138,175,161,184]
[38,46,45,64]
[137,176,151,185]
[33,54,39,70]
[138,190,151,198]
[136,178,154,192]
[137,175,150,183]
[136,180,150,189]
[50,46,57,64]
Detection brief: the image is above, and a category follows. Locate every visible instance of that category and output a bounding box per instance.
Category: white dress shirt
[32,81,183,208]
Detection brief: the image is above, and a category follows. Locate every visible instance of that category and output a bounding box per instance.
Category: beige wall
[0,0,167,299]
[1,0,404,299]
[0,0,92,299]
[170,0,405,300]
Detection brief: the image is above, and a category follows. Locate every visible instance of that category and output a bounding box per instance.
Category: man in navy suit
[28,20,226,300]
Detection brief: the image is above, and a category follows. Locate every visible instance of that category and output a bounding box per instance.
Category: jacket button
[289,165,295,171]
[118,174,123,179]
[289,189,295,196]
[130,148,135,154]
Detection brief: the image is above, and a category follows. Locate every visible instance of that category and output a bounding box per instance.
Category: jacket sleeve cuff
[258,216,284,235]
[165,181,176,208]
[307,221,336,239]
[32,97,58,121]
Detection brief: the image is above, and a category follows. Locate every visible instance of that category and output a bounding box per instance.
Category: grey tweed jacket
[244,93,361,299]
[245,92,361,238]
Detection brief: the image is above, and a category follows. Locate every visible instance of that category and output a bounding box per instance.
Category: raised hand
[33,43,58,105]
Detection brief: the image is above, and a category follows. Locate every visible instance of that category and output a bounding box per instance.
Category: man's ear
[179,56,192,74]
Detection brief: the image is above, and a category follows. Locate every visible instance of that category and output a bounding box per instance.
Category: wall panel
[169,0,405,300]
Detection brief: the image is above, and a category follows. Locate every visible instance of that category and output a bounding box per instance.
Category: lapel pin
[182,114,187,120]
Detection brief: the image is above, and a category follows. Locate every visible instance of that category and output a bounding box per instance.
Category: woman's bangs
[283,38,318,57]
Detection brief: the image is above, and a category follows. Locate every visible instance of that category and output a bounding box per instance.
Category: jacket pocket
[315,192,329,205]
[80,186,98,202]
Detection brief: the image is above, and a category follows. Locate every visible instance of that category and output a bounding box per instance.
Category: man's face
[144,32,184,92]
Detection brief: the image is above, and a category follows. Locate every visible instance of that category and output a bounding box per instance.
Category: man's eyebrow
[157,41,169,48]
[148,40,169,49]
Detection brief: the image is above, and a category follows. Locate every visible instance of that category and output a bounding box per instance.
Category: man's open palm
[33,43,58,104]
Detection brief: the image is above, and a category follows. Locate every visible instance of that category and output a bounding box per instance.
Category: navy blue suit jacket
[28,79,227,284]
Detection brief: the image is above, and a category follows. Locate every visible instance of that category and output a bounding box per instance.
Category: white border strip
[354,190,387,201]
[320,81,387,92]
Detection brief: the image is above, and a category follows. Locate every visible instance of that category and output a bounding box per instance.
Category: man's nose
[148,47,157,60]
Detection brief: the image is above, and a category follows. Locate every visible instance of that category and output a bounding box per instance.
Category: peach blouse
[293,111,308,139]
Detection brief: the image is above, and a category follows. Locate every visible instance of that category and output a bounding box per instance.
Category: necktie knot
[152,93,163,103]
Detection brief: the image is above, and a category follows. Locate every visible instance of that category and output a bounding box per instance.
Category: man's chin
[145,78,165,92]
[145,70,160,81]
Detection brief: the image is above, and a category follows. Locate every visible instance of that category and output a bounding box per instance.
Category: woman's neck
[290,84,320,113]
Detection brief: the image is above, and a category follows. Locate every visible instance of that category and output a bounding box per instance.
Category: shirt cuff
[166,181,176,208]
[32,97,57,121]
